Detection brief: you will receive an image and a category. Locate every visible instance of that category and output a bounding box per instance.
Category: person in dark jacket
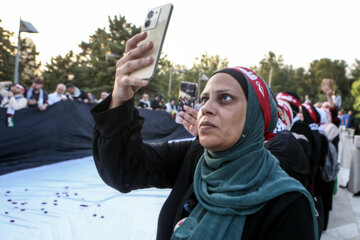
[91,32,318,240]
[298,102,335,233]
[66,83,89,102]
[27,77,49,111]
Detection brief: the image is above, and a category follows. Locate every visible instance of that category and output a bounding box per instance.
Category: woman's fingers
[183,105,198,120]
[120,41,154,65]
[110,32,153,108]
[125,32,148,53]
[179,108,198,136]
[116,56,154,77]
[121,75,149,88]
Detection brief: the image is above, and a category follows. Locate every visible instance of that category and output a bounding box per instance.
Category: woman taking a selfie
[91,32,318,240]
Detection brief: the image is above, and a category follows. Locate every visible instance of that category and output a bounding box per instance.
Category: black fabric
[318,133,334,231]
[138,108,193,143]
[332,135,340,152]
[264,130,311,189]
[73,90,89,101]
[151,99,161,110]
[0,100,95,175]
[280,90,301,118]
[91,98,315,240]
[291,122,313,176]
[0,97,192,175]
[291,121,320,185]
[138,101,150,108]
[301,104,320,125]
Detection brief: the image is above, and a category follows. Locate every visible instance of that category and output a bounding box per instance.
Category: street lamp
[105,51,121,62]
[168,65,184,97]
[269,67,273,88]
[14,18,38,84]
[198,73,209,101]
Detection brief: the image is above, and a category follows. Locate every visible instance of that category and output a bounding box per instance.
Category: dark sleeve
[80,90,89,100]
[91,95,194,193]
[243,192,316,240]
[268,194,316,240]
[138,101,145,108]
[43,91,48,103]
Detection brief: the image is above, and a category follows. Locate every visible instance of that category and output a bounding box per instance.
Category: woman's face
[197,73,247,152]
[298,107,304,121]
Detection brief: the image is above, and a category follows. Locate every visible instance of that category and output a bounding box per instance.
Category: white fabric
[277,100,292,130]
[48,92,66,105]
[339,129,355,168]
[316,107,327,125]
[139,99,151,108]
[0,156,170,240]
[274,118,287,133]
[165,102,178,114]
[348,147,360,193]
[66,87,82,99]
[332,94,342,108]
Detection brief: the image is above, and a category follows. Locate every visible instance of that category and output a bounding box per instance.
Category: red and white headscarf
[278,100,293,130]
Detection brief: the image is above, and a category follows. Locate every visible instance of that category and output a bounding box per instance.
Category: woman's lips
[199,121,217,130]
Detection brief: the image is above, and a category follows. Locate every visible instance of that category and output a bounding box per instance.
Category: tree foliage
[351,59,360,82]
[0,17,357,115]
[0,20,40,85]
[351,77,360,118]
[0,20,15,82]
[20,38,41,86]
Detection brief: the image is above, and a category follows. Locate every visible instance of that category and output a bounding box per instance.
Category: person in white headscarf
[0,81,27,127]
[48,83,67,105]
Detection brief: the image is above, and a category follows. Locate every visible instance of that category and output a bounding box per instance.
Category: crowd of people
[178,84,345,237]
[137,92,180,120]
[131,64,353,239]
[90,32,352,239]
[0,78,109,127]
[2,31,356,239]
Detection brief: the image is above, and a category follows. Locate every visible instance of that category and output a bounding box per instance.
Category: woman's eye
[221,95,232,101]
[200,97,208,105]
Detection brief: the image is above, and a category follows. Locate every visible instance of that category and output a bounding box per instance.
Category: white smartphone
[130,3,173,80]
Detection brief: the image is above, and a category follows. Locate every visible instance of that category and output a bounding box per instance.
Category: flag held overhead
[20,20,38,33]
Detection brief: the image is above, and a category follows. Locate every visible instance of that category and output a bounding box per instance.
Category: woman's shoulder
[243,191,315,240]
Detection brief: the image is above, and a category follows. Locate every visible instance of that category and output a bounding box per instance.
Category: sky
[1,0,360,72]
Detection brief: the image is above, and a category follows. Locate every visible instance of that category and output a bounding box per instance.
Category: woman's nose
[200,99,215,116]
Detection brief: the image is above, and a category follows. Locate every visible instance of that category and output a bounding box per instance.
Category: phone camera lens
[145,20,151,28]
[147,10,154,19]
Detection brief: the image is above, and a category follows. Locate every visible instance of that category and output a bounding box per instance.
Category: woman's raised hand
[179,105,199,137]
[110,32,154,109]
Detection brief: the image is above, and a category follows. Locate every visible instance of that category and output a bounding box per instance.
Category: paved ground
[321,169,360,240]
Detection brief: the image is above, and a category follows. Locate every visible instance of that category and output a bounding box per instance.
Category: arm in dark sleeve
[80,90,89,101]
[268,194,316,240]
[43,91,49,104]
[91,95,193,193]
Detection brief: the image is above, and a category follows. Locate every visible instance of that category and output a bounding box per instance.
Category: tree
[135,53,173,103]
[42,51,77,92]
[76,15,140,97]
[187,53,229,99]
[351,59,360,82]
[0,20,15,82]
[308,59,349,95]
[43,15,140,98]
[252,52,305,98]
[351,77,360,118]
[20,37,41,86]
